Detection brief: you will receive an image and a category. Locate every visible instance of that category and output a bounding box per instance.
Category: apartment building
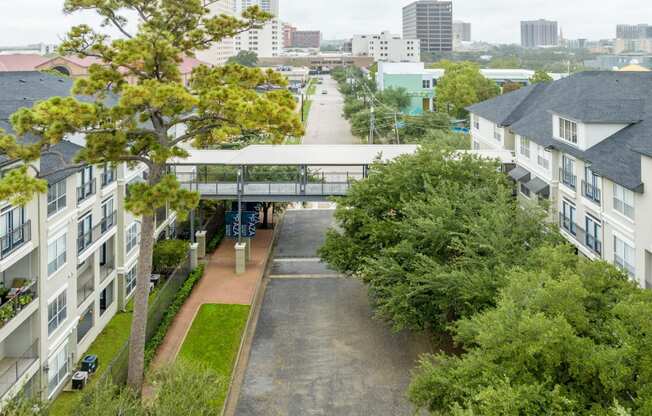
[520,19,559,48]
[234,19,281,58]
[352,31,420,63]
[0,72,177,405]
[468,71,652,289]
[196,0,237,66]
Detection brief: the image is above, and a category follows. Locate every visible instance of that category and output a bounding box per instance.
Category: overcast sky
[1,0,651,46]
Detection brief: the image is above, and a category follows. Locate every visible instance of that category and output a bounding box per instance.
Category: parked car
[321,90,328,95]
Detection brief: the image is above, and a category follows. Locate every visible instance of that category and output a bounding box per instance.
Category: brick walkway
[149,230,274,370]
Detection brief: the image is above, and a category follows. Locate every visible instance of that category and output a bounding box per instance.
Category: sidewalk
[149,230,274,369]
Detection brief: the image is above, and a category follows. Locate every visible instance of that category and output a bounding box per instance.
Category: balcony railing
[77,211,117,255]
[100,259,116,283]
[77,179,97,204]
[559,168,577,190]
[0,339,39,399]
[582,180,601,204]
[101,169,117,188]
[0,221,31,260]
[77,275,94,307]
[0,281,37,330]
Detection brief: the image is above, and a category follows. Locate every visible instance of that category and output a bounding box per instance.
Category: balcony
[0,281,37,331]
[0,221,31,260]
[101,169,117,188]
[0,339,39,400]
[77,268,94,307]
[582,181,601,205]
[559,168,577,190]
[77,179,97,204]
[559,213,602,257]
[100,258,115,283]
[77,211,117,255]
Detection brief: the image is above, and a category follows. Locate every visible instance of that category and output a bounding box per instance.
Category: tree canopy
[502,81,523,94]
[409,245,652,416]
[434,61,501,119]
[530,69,554,84]
[0,0,303,390]
[226,50,258,67]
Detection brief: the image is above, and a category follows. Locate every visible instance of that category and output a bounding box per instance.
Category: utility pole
[369,105,375,145]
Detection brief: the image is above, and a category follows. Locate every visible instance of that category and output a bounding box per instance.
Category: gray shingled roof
[0,71,87,183]
[468,71,652,191]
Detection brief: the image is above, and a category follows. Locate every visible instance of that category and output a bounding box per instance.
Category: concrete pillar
[235,243,247,275]
[244,238,252,262]
[196,231,207,259]
[190,243,199,270]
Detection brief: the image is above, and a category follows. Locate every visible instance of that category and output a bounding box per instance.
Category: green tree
[0,1,302,390]
[530,69,554,84]
[400,111,451,139]
[409,245,652,415]
[376,87,411,112]
[435,61,500,119]
[502,82,523,94]
[226,50,259,67]
[319,147,556,333]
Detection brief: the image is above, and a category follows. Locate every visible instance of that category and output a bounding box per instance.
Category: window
[422,79,431,89]
[585,216,602,255]
[126,266,137,297]
[561,155,576,189]
[0,206,26,256]
[561,200,576,235]
[559,117,578,144]
[583,167,601,204]
[100,280,114,316]
[614,236,635,277]
[78,214,93,253]
[47,291,67,335]
[520,137,531,158]
[493,124,502,141]
[536,146,550,170]
[126,222,140,253]
[101,164,116,187]
[47,181,67,216]
[47,234,67,275]
[613,184,635,219]
[48,344,69,397]
[101,198,115,233]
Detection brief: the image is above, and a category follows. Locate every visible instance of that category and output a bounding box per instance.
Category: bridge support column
[190,243,199,270]
[235,243,246,275]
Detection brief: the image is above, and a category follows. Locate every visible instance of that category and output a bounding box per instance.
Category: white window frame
[126,222,140,254]
[47,180,67,217]
[47,290,67,336]
[125,265,137,297]
[613,183,635,220]
[614,236,635,277]
[559,117,578,144]
[520,137,531,158]
[47,233,67,276]
[47,344,69,398]
[536,146,550,170]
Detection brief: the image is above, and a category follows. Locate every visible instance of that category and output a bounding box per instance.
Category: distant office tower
[282,23,297,48]
[239,0,279,16]
[521,19,559,48]
[617,24,651,39]
[615,24,652,53]
[403,1,453,54]
[196,0,236,65]
[453,21,471,42]
[290,31,322,49]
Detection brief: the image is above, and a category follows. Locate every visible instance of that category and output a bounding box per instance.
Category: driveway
[234,210,431,416]
[303,76,359,145]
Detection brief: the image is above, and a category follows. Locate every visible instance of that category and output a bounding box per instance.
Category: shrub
[152,239,190,275]
[206,229,225,254]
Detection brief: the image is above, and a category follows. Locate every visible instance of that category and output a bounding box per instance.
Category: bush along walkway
[149,229,275,370]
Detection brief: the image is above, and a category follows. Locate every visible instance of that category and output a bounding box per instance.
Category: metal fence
[97,255,192,386]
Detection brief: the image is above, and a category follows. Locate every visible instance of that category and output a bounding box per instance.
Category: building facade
[234,19,281,58]
[520,19,559,48]
[0,72,177,406]
[239,0,279,15]
[290,31,322,49]
[403,0,453,54]
[352,32,420,63]
[453,21,471,42]
[282,23,297,49]
[196,0,236,65]
[468,71,652,289]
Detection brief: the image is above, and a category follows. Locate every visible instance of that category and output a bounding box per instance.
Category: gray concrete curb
[221,213,286,416]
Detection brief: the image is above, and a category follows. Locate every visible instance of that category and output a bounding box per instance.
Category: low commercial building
[352,31,420,63]
[257,54,374,70]
[260,66,310,87]
[0,72,177,406]
[468,71,652,289]
[376,62,564,114]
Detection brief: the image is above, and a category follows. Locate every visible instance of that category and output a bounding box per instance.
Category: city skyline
[1,0,652,46]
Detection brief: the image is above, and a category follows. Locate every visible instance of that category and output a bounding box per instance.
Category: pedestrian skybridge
[170,145,514,202]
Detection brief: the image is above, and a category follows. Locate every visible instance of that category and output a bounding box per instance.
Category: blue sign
[452,127,470,134]
[226,211,258,239]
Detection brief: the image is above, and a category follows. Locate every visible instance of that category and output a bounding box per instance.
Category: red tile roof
[0,54,49,72]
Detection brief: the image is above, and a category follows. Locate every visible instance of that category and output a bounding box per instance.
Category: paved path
[233,210,431,416]
[303,76,358,145]
[149,230,274,369]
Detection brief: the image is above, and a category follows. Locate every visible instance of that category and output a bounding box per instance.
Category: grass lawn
[48,302,134,416]
[178,303,251,412]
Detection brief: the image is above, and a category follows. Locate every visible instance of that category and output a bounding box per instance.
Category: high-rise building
[290,31,322,49]
[234,19,281,57]
[617,24,651,39]
[352,32,420,63]
[403,1,453,54]
[615,24,652,54]
[282,23,297,49]
[520,19,559,48]
[453,21,471,42]
[196,0,236,65]
[239,0,279,16]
